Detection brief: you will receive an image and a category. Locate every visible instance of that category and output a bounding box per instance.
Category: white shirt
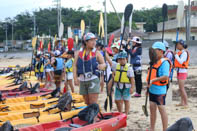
[112,61,134,89]
[175,50,188,73]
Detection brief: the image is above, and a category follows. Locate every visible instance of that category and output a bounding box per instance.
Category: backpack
[0,121,13,131]
[166,117,194,131]
[57,92,72,111]
[78,103,100,125]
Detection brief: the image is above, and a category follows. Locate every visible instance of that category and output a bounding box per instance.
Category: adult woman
[174,40,190,107]
[73,33,106,105]
[127,36,143,97]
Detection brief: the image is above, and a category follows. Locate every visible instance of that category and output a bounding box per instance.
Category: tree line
[0,5,176,42]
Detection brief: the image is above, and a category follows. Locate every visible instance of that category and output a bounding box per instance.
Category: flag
[31,37,37,49]
[98,12,104,38]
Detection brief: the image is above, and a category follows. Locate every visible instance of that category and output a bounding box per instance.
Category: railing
[157,17,197,31]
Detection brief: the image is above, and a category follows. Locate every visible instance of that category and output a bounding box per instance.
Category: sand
[0,51,197,130]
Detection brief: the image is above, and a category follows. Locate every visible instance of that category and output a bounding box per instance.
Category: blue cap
[83,32,96,41]
[117,51,127,59]
[177,39,185,46]
[152,41,166,51]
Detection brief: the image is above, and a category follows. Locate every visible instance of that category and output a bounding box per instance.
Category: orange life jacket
[174,50,190,69]
[146,58,172,86]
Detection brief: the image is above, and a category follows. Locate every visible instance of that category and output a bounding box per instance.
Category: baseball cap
[152,41,166,51]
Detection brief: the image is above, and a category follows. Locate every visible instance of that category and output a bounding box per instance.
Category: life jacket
[35,60,44,73]
[174,50,190,69]
[146,58,172,86]
[77,50,99,77]
[65,58,74,73]
[44,59,52,69]
[55,57,64,71]
[114,63,131,83]
[164,50,174,62]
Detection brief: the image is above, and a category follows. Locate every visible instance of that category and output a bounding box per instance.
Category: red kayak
[18,112,127,131]
[1,88,52,98]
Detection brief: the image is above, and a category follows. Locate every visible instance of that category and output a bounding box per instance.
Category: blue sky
[0,0,189,21]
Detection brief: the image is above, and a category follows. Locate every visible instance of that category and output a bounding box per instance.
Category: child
[174,40,190,107]
[64,50,75,93]
[147,42,172,131]
[111,51,135,115]
[35,54,44,82]
[44,53,53,88]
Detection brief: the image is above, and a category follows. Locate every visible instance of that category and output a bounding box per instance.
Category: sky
[0,0,191,21]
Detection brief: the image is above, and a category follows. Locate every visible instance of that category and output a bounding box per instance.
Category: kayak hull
[19,112,127,131]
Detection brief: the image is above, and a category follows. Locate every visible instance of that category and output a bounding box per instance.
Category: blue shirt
[149,60,170,95]
[65,59,73,69]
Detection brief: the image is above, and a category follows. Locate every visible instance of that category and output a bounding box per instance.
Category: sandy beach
[0,51,197,130]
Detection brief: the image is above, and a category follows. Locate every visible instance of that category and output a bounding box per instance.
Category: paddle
[119,4,133,52]
[161,4,168,42]
[29,36,37,78]
[142,48,158,117]
[79,19,85,49]
[128,6,133,63]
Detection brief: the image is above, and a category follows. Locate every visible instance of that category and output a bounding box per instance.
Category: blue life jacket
[77,50,99,77]
[55,57,64,71]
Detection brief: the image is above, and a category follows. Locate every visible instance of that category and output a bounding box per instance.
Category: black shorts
[54,70,62,76]
[149,92,166,105]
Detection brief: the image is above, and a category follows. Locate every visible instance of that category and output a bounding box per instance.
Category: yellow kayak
[0,102,86,122]
[4,108,83,126]
[0,93,84,104]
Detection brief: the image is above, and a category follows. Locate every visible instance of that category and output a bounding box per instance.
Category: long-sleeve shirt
[127,46,142,71]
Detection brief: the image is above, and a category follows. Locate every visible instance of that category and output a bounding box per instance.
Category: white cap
[54,50,61,56]
[131,36,142,44]
[163,40,169,48]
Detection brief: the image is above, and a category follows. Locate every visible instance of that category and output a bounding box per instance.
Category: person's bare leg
[150,101,157,131]
[158,105,168,131]
[124,100,130,115]
[88,93,99,105]
[68,80,74,93]
[100,76,104,93]
[115,100,123,113]
[178,79,188,106]
[83,95,89,105]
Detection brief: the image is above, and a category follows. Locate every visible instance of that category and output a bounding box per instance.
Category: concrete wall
[145,31,197,41]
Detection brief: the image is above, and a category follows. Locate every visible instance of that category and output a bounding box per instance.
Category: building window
[191,36,195,40]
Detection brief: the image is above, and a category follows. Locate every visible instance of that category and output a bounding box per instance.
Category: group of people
[33,46,75,96]
[32,32,190,131]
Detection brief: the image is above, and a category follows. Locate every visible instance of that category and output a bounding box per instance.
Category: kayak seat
[30,103,45,109]
[23,111,40,123]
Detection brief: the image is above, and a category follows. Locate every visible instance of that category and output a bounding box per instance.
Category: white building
[145,1,197,41]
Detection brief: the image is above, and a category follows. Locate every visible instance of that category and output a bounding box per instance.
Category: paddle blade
[80,19,85,36]
[67,27,72,38]
[162,4,168,19]
[108,34,114,47]
[149,47,158,65]
[120,16,125,34]
[129,12,133,36]
[176,1,184,28]
[104,95,112,112]
[59,22,64,38]
[142,105,148,117]
[124,4,133,21]
[67,38,74,51]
